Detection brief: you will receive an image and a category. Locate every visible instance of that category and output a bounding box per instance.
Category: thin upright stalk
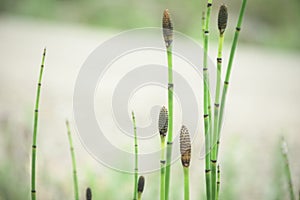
[216,165,220,200]
[281,138,295,200]
[162,9,173,200]
[203,0,213,199]
[211,5,227,199]
[160,139,166,200]
[183,167,190,200]
[132,111,138,200]
[217,0,247,150]
[31,48,46,200]
[66,120,79,200]
[159,106,168,200]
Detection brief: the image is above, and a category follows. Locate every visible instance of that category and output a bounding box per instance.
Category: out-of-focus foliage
[0,0,299,49]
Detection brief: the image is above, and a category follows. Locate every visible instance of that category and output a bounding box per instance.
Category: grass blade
[31,48,46,200]
[66,120,79,200]
[132,111,138,200]
[162,9,174,200]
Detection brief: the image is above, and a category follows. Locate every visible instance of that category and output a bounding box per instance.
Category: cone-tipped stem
[163,8,174,200]
[162,9,173,48]
[86,187,92,200]
[159,106,167,200]
[132,111,138,200]
[180,125,191,168]
[66,120,79,200]
[138,176,145,200]
[218,5,228,35]
[159,106,168,138]
[31,48,46,200]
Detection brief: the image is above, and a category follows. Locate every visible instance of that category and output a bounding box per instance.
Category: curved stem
[31,48,46,200]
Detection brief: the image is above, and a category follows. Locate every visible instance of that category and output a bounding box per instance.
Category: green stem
[218,0,247,153]
[165,46,173,200]
[66,120,79,200]
[216,165,220,200]
[132,111,138,200]
[138,193,142,200]
[160,138,166,200]
[203,1,213,199]
[211,34,224,199]
[281,138,295,200]
[31,48,46,200]
[183,167,190,200]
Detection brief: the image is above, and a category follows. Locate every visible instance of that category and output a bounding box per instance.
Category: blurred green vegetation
[0,0,300,49]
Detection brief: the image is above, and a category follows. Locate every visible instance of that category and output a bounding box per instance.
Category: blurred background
[0,0,300,199]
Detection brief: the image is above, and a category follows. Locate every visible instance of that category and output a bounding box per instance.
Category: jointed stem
[66,120,79,200]
[218,0,247,150]
[132,111,138,200]
[160,138,166,200]
[211,33,224,199]
[31,48,46,200]
[165,47,173,200]
[203,0,213,199]
[183,167,190,200]
[216,165,220,200]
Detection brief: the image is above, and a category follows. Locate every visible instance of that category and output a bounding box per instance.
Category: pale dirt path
[0,15,299,199]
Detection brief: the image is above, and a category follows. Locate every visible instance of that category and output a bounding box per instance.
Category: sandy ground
[0,15,300,199]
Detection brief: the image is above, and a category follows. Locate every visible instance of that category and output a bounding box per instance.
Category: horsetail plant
[217,0,247,147]
[137,176,145,200]
[211,5,228,199]
[281,137,295,200]
[86,187,92,200]
[132,111,138,200]
[180,125,191,200]
[162,9,174,200]
[66,120,79,200]
[202,0,213,198]
[158,106,168,200]
[31,48,46,200]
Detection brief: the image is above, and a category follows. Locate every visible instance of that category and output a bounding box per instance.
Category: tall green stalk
[132,111,138,200]
[180,125,191,200]
[281,137,295,200]
[162,9,174,200]
[66,120,79,200]
[217,0,247,149]
[211,5,228,200]
[31,48,46,200]
[159,106,168,200]
[203,0,213,199]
